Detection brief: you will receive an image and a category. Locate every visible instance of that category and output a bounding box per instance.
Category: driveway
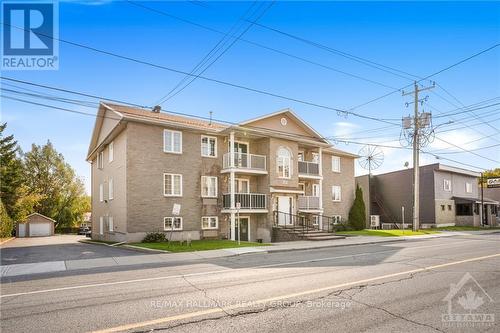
[0,235,146,265]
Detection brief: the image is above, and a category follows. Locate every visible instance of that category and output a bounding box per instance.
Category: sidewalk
[1,231,495,278]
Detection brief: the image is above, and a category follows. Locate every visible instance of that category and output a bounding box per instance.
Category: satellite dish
[358,145,384,174]
[404,161,409,168]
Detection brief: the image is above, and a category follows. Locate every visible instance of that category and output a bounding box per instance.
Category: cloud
[332,121,360,138]
[429,129,481,151]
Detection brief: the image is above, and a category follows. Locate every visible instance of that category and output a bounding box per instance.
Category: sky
[1,0,500,194]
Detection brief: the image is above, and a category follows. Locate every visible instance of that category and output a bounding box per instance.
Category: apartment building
[87,102,357,243]
[356,163,499,228]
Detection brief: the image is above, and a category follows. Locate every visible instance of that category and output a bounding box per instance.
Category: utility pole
[480,172,484,226]
[402,81,434,231]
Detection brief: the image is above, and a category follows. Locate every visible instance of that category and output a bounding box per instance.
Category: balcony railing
[222,152,266,172]
[222,193,267,210]
[298,161,320,176]
[298,196,321,210]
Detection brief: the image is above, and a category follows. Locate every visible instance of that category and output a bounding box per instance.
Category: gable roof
[22,213,56,223]
[239,108,329,144]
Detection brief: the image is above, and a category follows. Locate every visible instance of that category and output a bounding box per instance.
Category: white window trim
[164,173,183,197]
[332,215,342,224]
[201,176,218,198]
[108,142,114,163]
[164,217,183,231]
[465,182,472,193]
[277,147,292,179]
[99,183,104,202]
[108,216,114,232]
[97,151,104,169]
[201,216,219,230]
[99,216,103,235]
[201,135,218,158]
[235,178,250,193]
[332,156,341,173]
[163,129,183,154]
[332,185,342,202]
[108,178,114,200]
[443,179,451,192]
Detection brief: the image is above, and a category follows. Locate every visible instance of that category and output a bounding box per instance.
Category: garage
[16,213,55,237]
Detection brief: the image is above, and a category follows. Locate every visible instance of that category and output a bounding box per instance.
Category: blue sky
[1,1,499,193]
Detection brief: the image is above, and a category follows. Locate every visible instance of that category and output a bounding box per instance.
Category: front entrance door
[277,196,293,225]
[235,217,249,241]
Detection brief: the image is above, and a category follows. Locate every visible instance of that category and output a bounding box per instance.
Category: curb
[0,237,15,246]
[78,239,118,247]
[121,244,171,253]
[264,238,406,253]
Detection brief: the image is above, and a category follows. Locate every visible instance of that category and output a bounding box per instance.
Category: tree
[348,185,366,230]
[0,123,24,220]
[0,199,13,238]
[23,141,87,228]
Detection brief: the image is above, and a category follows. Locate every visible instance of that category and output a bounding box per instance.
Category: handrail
[222,152,266,171]
[222,193,267,209]
[298,160,320,175]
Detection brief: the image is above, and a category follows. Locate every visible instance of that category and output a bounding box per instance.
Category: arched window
[277,147,292,178]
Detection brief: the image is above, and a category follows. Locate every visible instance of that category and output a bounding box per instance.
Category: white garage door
[18,224,26,237]
[29,223,51,237]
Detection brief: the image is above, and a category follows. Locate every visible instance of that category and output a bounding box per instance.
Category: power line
[156,1,275,105]
[126,0,400,91]
[3,85,495,172]
[1,22,401,126]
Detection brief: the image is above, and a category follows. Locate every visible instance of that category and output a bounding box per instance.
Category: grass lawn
[436,226,500,231]
[129,240,269,252]
[335,229,440,237]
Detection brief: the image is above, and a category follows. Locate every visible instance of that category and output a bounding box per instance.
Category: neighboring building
[356,163,499,228]
[87,102,357,243]
[16,213,55,237]
[483,186,500,225]
[81,212,92,228]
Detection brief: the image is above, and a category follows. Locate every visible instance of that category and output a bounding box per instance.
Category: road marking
[92,252,500,333]
[0,239,484,299]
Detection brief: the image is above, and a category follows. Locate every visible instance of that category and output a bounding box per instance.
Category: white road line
[92,253,500,333]
[0,239,480,299]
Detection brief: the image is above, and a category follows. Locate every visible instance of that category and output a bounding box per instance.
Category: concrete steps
[275,226,345,241]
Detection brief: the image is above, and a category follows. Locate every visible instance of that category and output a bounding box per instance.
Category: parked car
[78,226,90,235]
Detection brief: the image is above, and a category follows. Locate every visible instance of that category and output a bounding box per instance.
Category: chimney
[152,105,161,113]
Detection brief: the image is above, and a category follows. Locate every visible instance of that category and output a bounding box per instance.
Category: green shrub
[142,232,167,243]
[348,185,366,231]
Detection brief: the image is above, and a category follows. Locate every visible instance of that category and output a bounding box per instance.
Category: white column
[229,132,236,240]
[318,147,323,229]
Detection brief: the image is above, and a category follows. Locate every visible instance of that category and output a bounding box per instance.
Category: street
[1,234,499,332]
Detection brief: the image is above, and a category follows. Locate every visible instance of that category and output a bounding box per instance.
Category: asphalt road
[1,234,499,333]
[1,235,150,265]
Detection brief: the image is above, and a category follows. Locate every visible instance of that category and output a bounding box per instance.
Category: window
[201,136,217,157]
[312,184,320,197]
[202,216,218,229]
[312,152,319,163]
[164,217,182,231]
[108,216,114,232]
[164,174,182,196]
[108,142,114,163]
[457,203,473,216]
[99,216,103,235]
[466,182,472,193]
[332,185,342,202]
[277,147,292,178]
[108,178,114,200]
[448,205,452,211]
[297,152,304,162]
[441,205,445,211]
[298,183,305,193]
[163,129,182,154]
[332,156,341,172]
[332,215,342,224]
[99,183,104,202]
[443,179,451,191]
[201,176,218,197]
[97,151,104,169]
[235,178,249,193]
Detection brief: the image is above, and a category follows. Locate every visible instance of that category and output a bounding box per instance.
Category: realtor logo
[442,272,494,328]
[1,1,59,70]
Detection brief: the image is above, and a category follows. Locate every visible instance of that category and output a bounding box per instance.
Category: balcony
[298,161,320,178]
[222,193,267,211]
[298,196,321,211]
[222,152,267,174]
